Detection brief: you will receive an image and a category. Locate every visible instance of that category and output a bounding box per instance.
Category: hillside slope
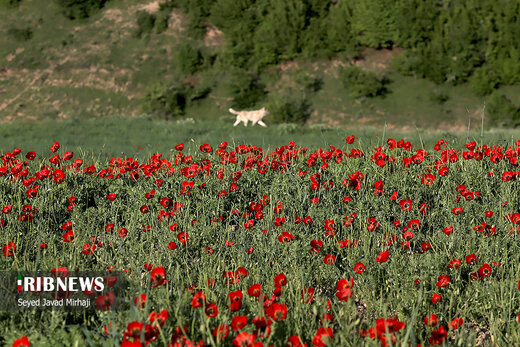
[1,0,519,130]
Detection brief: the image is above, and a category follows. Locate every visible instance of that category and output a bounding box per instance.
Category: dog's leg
[233,117,241,126]
[257,120,267,127]
[243,119,248,126]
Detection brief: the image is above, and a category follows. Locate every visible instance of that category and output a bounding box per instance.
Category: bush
[428,87,449,105]
[7,26,33,42]
[225,68,266,109]
[154,12,169,34]
[55,0,109,20]
[134,10,156,38]
[141,82,188,119]
[0,0,21,8]
[469,66,500,97]
[486,92,520,128]
[176,43,204,75]
[293,73,323,94]
[266,92,312,125]
[339,66,389,98]
[186,7,207,39]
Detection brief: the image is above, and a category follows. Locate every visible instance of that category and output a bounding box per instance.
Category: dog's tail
[229,108,239,115]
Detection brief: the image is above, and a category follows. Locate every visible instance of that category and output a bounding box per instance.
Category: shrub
[339,66,389,98]
[225,68,266,109]
[134,10,156,38]
[265,92,312,125]
[428,87,449,105]
[486,92,520,128]
[293,74,323,94]
[176,43,204,75]
[141,82,188,119]
[7,26,33,42]
[469,66,500,97]
[55,0,109,20]
[0,0,21,8]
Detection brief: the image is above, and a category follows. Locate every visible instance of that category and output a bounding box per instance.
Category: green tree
[141,82,188,119]
[224,68,266,109]
[326,0,359,55]
[55,0,109,20]
[349,0,398,48]
[486,92,520,128]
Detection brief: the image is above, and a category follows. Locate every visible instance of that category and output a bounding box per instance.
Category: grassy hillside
[1,0,520,131]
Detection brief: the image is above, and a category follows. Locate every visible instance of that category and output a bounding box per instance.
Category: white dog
[229,107,269,127]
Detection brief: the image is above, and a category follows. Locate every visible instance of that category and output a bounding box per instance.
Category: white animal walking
[229,107,269,127]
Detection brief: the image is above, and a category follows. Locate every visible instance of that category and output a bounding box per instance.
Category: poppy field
[3,135,520,346]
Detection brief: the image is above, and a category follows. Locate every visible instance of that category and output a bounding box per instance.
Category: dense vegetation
[3,134,520,346]
[141,0,520,125]
[1,0,520,127]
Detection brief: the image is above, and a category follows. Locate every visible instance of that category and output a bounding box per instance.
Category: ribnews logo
[1,271,128,311]
[16,274,105,292]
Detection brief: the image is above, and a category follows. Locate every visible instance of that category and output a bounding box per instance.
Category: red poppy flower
[399,199,412,211]
[376,249,389,263]
[421,242,431,253]
[335,287,353,302]
[205,302,218,317]
[81,243,96,255]
[191,291,206,308]
[447,258,461,269]
[346,135,355,144]
[452,206,463,215]
[1,205,12,214]
[429,325,448,345]
[248,284,261,297]
[49,141,60,153]
[213,324,229,342]
[312,327,333,346]
[232,332,258,347]
[287,335,305,347]
[231,315,248,331]
[168,242,177,250]
[436,275,450,288]
[2,242,15,257]
[477,264,492,278]
[150,267,166,287]
[324,254,336,265]
[421,173,436,185]
[424,314,438,327]
[265,302,287,321]
[134,294,147,308]
[229,290,243,312]
[443,226,453,235]
[200,144,213,153]
[140,205,148,214]
[274,217,286,227]
[465,254,477,265]
[431,293,441,303]
[274,273,287,287]
[62,230,74,242]
[95,291,115,311]
[310,239,323,252]
[353,262,365,274]
[177,232,188,244]
[118,228,128,238]
[450,317,463,330]
[26,151,36,160]
[12,336,30,347]
[301,287,314,304]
